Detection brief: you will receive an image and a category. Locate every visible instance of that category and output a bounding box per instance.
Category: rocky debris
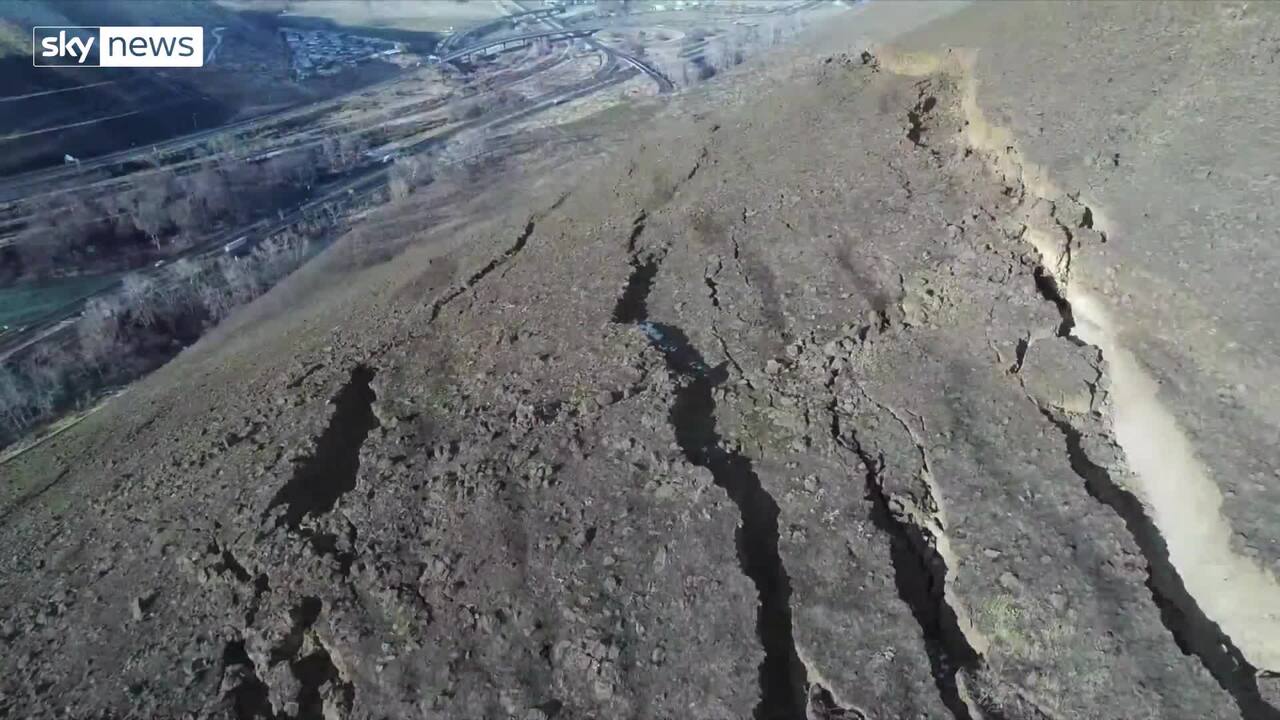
[266,365,380,530]
[1019,336,1104,415]
[0,15,1270,720]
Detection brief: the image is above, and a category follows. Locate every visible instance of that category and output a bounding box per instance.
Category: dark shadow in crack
[836,395,990,720]
[0,466,70,526]
[267,366,379,529]
[1040,407,1280,720]
[647,321,807,720]
[222,640,276,720]
[862,449,978,720]
[613,258,658,324]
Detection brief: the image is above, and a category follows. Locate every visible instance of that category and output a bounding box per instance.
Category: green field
[0,274,119,329]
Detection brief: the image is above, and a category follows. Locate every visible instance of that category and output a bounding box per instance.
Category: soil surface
[2,2,1277,719]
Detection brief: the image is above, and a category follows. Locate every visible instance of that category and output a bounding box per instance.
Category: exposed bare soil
[2,3,1278,720]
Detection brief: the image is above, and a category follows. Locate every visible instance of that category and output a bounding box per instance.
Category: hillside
[2,2,1278,719]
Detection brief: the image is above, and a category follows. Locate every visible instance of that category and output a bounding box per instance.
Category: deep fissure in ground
[612,244,807,719]
[1012,169,1278,718]
[267,365,379,528]
[656,321,808,720]
[838,421,983,720]
[1039,407,1280,720]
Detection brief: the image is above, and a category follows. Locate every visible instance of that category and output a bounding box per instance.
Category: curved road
[508,0,674,93]
[205,27,226,65]
[441,28,601,63]
[0,36,638,364]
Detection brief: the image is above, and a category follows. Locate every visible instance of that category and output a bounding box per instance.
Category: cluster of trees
[450,89,524,123]
[9,135,371,280]
[0,126,387,443]
[388,154,434,201]
[0,233,309,444]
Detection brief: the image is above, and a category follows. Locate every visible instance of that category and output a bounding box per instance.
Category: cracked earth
[4,5,1280,720]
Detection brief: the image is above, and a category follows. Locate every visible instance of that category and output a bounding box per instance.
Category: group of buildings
[281,29,404,80]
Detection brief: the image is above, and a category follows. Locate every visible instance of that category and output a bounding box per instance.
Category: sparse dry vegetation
[0,232,310,444]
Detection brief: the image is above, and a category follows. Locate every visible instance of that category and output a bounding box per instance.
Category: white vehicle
[223,237,249,254]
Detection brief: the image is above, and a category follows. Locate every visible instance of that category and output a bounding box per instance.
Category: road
[2,0,830,376]
[0,160,385,364]
[508,0,675,93]
[0,104,302,202]
[0,81,117,103]
[0,44,637,364]
[0,65,435,202]
[436,4,566,57]
[206,27,226,65]
[441,28,602,63]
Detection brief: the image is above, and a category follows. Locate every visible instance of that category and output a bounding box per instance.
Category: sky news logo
[34,26,204,67]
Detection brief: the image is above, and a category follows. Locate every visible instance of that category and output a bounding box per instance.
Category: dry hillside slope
[1,2,1277,719]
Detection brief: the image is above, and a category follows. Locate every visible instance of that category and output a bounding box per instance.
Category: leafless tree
[262,151,316,189]
[253,233,307,281]
[13,220,59,273]
[183,165,231,225]
[21,345,66,418]
[61,197,100,239]
[125,179,171,250]
[0,366,33,434]
[121,272,159,327]
[388,173,412,202]
[219,257,260,306]
[452,97,490,122]
[198,280,234,321]
[320,135,369,173]
[78,295,124,370]
[168,257,202,287]
[388,154,432,200]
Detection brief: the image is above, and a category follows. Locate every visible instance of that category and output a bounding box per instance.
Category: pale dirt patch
[881,45,1280,674]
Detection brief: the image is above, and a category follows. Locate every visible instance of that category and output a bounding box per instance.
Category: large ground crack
[222,640,276,720]
[832,393,986,720]
[612,211,661,323]
[429,218,537,323]
[427,191,567,324]
[878,50,1280,685]
[1037,407,1280,720]
[652,320,808,720]
[610,244,806,718]
[267,365,379,529]
[966,69,1280,712]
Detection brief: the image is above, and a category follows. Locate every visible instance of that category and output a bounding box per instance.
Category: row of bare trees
[16,163,241,271]
[10,136,371,279]
[0,233,310,445]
